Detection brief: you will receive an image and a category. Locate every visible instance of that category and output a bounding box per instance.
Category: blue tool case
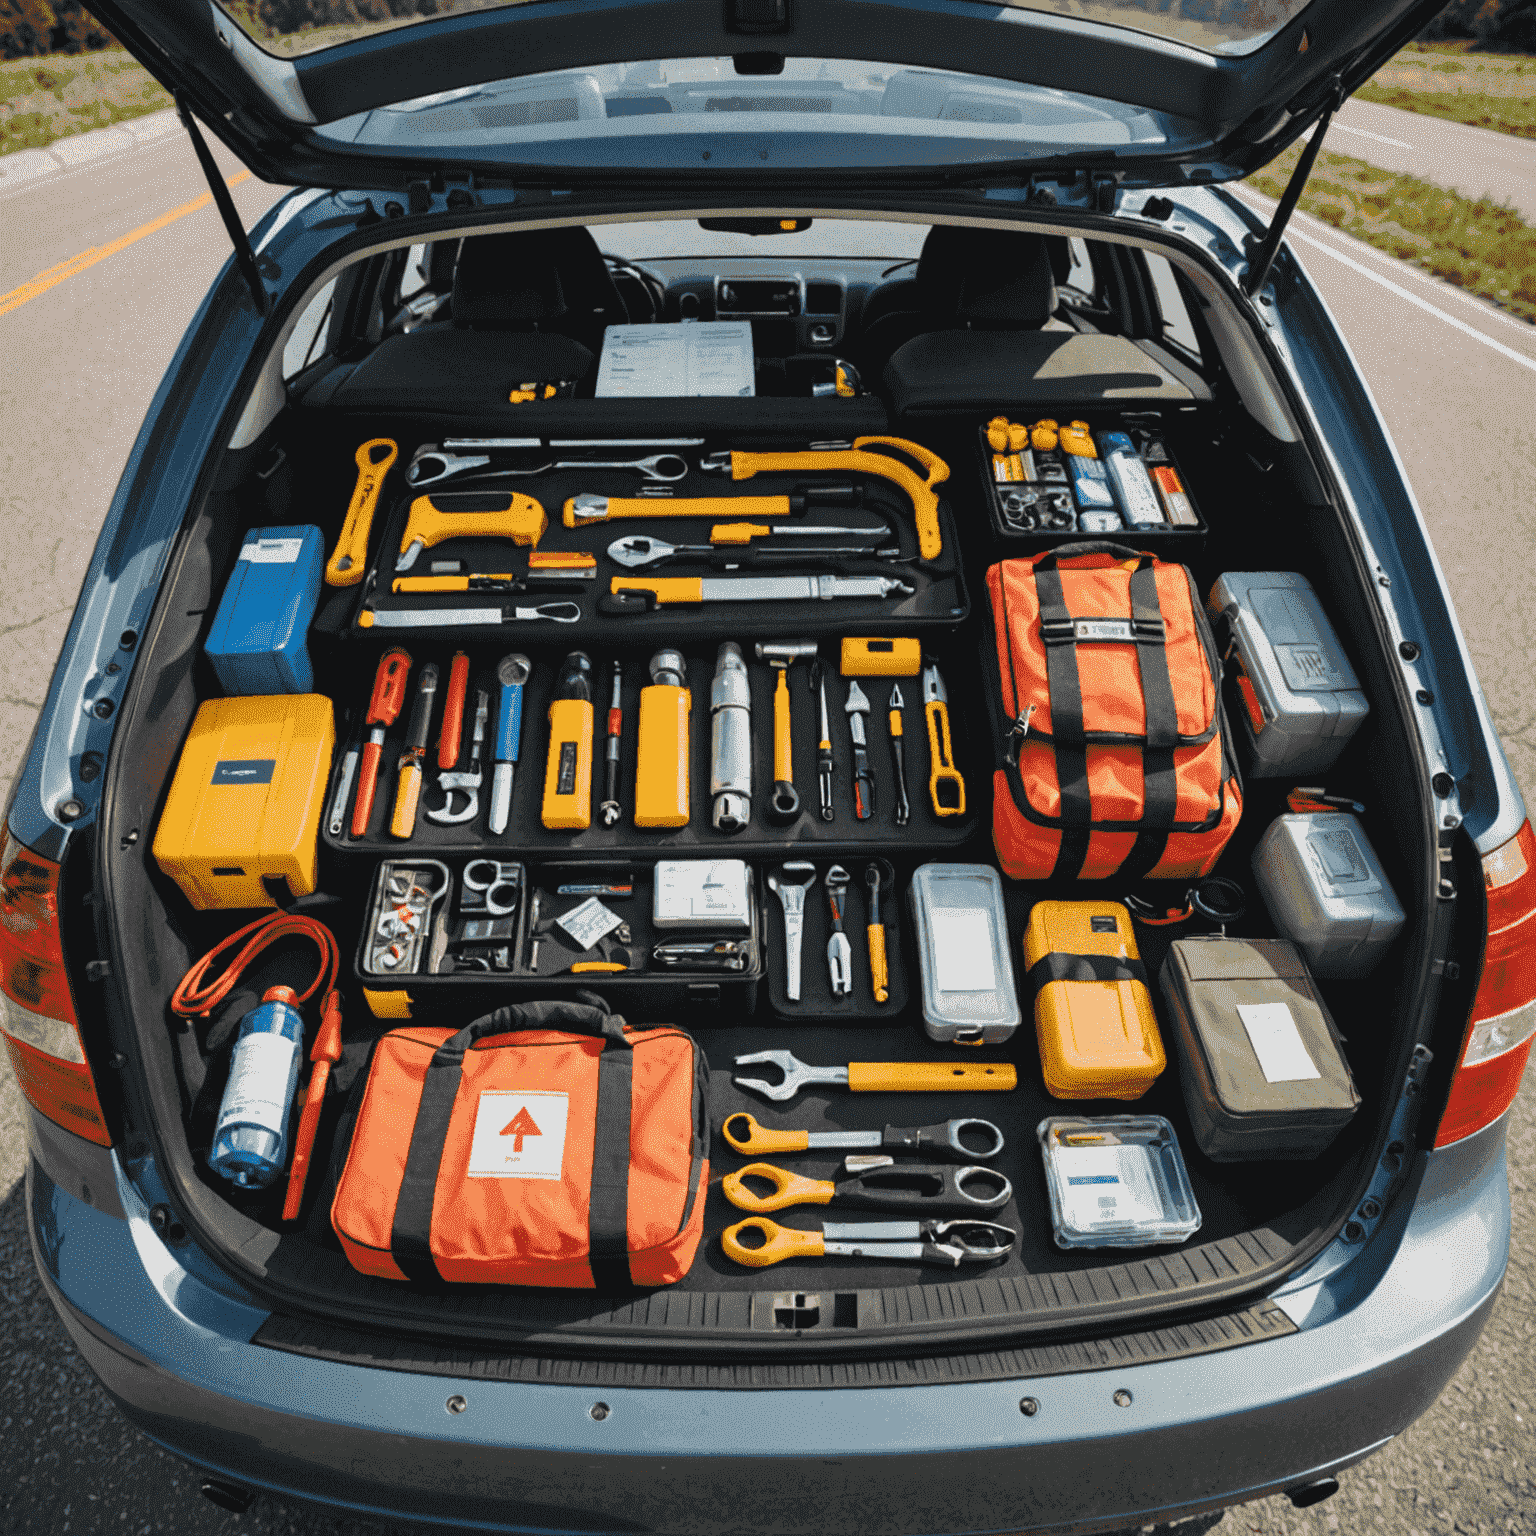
[205,525,325,694]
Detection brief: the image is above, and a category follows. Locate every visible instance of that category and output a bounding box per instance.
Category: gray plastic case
[1209,571,1368,777]
[908,863,1021,1045]
[1252,813,1405,980]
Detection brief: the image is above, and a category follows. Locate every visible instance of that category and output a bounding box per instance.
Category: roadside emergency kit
[147,406,1398,1296]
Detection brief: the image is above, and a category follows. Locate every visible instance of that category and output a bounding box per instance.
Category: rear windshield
[215,0,1311,60]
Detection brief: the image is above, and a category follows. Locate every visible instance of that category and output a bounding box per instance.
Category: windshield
[215,0,1312,60]
[313,57,1199,167]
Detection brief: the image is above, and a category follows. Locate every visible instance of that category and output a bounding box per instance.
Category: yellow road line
[0,170,252,319]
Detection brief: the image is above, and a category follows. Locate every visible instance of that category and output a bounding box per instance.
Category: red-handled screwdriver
[281,989,343,1223]
[438,651,470,770]
[349,649,411,837]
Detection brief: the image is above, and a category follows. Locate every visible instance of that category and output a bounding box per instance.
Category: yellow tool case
[1022,900,1166,1100]
[153,694,334,910]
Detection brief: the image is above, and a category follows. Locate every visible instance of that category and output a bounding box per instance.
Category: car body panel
[30,1101,1507,1534]
[83,0,1447,189]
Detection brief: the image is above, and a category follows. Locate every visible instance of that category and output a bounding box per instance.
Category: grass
[0,49,171,157]
[1245,140,1536,326]
[1357,40,1536,140]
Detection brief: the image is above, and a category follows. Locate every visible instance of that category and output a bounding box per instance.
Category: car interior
[95,212,1447,1362]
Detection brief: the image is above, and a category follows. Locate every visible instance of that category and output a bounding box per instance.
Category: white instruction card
[1057,1144,1164,1232]
[468,1090,568,1179]
[931,909,998,993]
[556,897,622,951]
[595,322,755,398]
[1237,1002,1321,1083]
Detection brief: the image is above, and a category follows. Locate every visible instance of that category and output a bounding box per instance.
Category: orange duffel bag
[985,543,1242,882]
[331,999,708,1290]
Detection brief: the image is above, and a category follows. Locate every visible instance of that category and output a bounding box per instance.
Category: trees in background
[1422,0,1536,48]
[1,0,115,57]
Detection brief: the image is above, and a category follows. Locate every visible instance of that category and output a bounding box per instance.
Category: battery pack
[1252,812,1406,979]
[152,694,334,910]
[1023,901,1165,1101]
[1208,572,1369,777]
[840,637,922,677]
[541,697,595,830]
[204,526,325,695]
[634,683,691,828]
[1065,452,1116,511]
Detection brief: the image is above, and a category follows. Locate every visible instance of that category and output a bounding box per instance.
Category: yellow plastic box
[1023,900,1165,1100]
[152,694,334,910]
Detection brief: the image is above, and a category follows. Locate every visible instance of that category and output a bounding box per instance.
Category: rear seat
[320,231,599,414]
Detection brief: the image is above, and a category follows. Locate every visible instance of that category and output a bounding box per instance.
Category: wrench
[731,1050,1018,1102]
[607,534,896,569]
[824,863,852,997]
[767,862,817,1004]
[425,690,488,825]
[408,446,688,489]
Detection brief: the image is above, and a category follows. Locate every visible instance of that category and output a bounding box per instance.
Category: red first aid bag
[332,1000,708,1289]
[985,544,1242,881]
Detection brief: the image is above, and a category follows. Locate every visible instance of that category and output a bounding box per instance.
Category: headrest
[453,233,568,328]
[954,231,1057,327]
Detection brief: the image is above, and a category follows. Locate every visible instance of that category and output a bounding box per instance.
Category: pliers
[721,1160,1012,1214]
[722,1217,1016,1269]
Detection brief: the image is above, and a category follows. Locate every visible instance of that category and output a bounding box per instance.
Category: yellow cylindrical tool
[634,650,690,829]
[541,652,594,830]
[845,1061,1015,1092]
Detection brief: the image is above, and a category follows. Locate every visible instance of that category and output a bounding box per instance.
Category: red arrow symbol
[500,1106,542,1153]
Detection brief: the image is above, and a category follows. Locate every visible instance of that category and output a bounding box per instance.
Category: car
[7,1,1534,1531]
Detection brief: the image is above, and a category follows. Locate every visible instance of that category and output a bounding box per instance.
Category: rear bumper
[31,1115,1509,1536]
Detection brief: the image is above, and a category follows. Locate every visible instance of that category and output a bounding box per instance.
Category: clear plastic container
[908,863,1020,1044]
[208,986,304,1189]
[1037,1115,1202,1249]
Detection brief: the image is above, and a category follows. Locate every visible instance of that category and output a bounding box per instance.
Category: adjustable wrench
[767,862,817,1004]
[844,679,875,821]
[824,863,852,997]
[425,690,488,825]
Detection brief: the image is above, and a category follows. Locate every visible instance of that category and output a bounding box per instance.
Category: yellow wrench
[325,438,398,586]
[396,492,548,570]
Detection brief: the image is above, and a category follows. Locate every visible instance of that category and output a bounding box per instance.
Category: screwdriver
[887,684,911,827]
[600,660,624,827]
[437,651,470,770]
[349,648,411,838]
[489,653,530,836]
[389,662,438,838]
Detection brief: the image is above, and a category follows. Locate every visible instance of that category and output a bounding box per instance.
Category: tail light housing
[1435,820,1536,1148]
[0,829,111,1146]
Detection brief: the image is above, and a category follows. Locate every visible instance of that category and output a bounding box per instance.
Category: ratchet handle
[326,438,397,586]
[438,652,469,770]
[722,1162,835,1214]
[721,1218,825,1269]
[847,1062,1016,1093]
[721,1113,810,1157]
[925,700,966,817]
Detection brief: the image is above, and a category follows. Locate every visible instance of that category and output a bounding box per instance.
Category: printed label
[220,1031,299,1128]
[556,897,622,951]
[1073,618,1135,644]
[1056,1145,1164,1231]
[556,741,578,796]
[931,908,998,993]
[1237,1002,1321,1084]
[1307,822,1381,893]
[211,758,276,786]
[239,537,304,565]
[468,1090,569,1179]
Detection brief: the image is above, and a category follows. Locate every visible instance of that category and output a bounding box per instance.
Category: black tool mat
[764,861,911,1022]
[683,1024,1340,1293]
[342,458,968,644]
[321,640,980,858]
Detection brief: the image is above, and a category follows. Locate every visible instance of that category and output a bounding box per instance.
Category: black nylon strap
[1024,951,1149,1011]
[1033,562,1092,879]
[586,1044,635,1292]
[389,1002,631,1286]
[1122,562,1180,880]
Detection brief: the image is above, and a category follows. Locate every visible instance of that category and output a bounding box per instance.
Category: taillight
[0,829,111,1146]
[1435,820,1536,1148]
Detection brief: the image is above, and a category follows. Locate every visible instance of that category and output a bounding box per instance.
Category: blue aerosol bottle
[208,986,304,1188]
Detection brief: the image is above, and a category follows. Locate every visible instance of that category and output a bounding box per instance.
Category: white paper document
[595,322,755,398]
[1237,1002,1321,1084]
[556,897,622,951]
[1057,1144,1164,1232]
[931,909,998,993]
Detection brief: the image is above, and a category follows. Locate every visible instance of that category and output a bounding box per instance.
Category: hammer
[754,640,818,823]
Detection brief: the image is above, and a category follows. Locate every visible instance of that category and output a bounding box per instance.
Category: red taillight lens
[1435,820,1536,1148]
[0,830,110,1147]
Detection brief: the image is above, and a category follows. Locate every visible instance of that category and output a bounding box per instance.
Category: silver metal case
[1252,813,1406,979]
[908,863,1021,1044]
[1209,571,1368,777]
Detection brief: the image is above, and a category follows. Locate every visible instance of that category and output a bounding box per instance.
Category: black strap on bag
[390,999,635,1290]
[1030,549,1177,880]
[1023,951,1150,1011]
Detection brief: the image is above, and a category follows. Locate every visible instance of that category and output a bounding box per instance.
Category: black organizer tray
[976,414,1206,552]
[763,859,911,1023]
[337,453,969,644]
[352,857,765,1018]
[323,638,981,859]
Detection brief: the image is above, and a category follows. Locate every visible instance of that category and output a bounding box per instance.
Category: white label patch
[239,537,303,564]
[556,897,622,951]
[931,908,997,993]
[467,1090,569,1179]
[1073,618,1134,643]
[1237,1003,1321,1084]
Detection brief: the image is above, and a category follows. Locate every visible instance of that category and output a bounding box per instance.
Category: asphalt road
[1330,97,1536,223]
[0,127,1533,1536]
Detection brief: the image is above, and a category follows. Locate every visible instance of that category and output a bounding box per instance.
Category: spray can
[208,986,304,1189]
[710,642,752,833]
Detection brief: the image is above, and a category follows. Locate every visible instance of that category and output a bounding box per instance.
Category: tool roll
[331,998,708,1288]
[984,543,1242,881]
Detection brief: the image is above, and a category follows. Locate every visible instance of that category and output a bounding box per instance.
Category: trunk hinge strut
[1242,76,1344,299]
[175,96,269,317]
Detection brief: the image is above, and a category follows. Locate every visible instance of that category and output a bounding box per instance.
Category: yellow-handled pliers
[721,1216,1016,1268]
[721,1160,1011,1215]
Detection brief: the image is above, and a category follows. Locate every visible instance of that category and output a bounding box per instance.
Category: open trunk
[95,210,1435,1369]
